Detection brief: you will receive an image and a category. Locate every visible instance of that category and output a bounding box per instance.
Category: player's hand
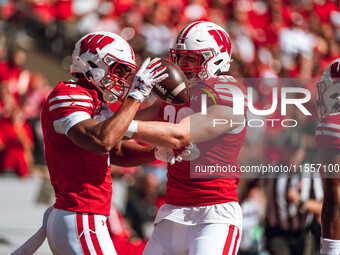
[129,58,168,103]
[175,143,193,162]
[154,146,181,165]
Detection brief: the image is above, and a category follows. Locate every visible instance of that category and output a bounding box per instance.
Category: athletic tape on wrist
[320,237,340,255]
[129,90,146,103]
[125,120,138,138]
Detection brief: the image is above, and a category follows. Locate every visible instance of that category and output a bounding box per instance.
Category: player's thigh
[143,219,188,255]
[142,231,167,255]
[188,223,241,255]
[46,208,116,255]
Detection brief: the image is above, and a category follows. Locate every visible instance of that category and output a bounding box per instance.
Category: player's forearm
[110,140,156,167]
[303,200,323,216]
[70,97,141,154]
[97,97,140,147]
[133,121,190,149]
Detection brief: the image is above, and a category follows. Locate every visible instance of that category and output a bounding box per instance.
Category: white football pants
[46,208,117,255]
[143,220,241,255]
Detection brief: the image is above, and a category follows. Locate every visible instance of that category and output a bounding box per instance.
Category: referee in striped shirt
[265,130,323,255]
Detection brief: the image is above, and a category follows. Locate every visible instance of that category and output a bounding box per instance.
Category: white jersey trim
[317,122,340,130]
[53,111,91,135]
[227,124,245,134]
[50,102,93,111]
[49,95,93,103]
[328,112,340,116]
[154,202,242,230]
[217,95,248,107]
[316,130,340,138]
[214,87,248,99]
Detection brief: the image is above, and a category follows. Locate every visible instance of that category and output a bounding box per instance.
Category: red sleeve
[48,82,96,122]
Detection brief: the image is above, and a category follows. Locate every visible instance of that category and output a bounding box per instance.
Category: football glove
[154,146,182,165]
[129,58,168,103]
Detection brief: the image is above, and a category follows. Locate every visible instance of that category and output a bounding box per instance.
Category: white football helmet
[169,21,232,80]
[70,31,138,102]
[315,58,340,120]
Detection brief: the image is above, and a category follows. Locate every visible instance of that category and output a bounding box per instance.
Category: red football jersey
[163,76,248,206]
[41,81,112,216]
[316,113,340,149]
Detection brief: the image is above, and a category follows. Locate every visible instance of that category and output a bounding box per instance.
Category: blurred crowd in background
[0,0,339,254]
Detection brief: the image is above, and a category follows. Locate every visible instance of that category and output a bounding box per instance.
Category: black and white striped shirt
[266,170,323,233]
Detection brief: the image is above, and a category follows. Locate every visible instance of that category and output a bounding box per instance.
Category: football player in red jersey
[12,32,169,255]
[132,21,247,255]
[315,58,340,255]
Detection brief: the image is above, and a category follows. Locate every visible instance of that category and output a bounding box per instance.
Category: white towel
[11,206,53,255]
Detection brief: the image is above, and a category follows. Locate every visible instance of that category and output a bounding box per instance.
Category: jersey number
[163,105,200,161]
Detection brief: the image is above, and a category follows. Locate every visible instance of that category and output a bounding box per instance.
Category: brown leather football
[149,58,189,105]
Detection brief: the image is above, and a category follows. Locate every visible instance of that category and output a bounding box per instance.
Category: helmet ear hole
[330,93,339,99]
[214,69,222,75]
[74,73,82,78]
[88,61,98,68]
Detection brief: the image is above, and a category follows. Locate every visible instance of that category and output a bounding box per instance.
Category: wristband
[320,237,340,255]
[129,90,147,103]
[125,120,138,138]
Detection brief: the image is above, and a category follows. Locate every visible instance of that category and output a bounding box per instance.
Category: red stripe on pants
[76,213,91,255]
[222,225,235,255]
[231,228,240,255]
[88,214,104,255]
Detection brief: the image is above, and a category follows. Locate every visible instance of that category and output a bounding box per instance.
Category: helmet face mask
[101,59,134,101]
[70,32,138,102]
[170,49,213,80]
[315,58,340,120]
[169,21,232,81]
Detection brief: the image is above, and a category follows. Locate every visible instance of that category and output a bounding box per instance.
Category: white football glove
[154,146,182,165]
[174,143,194,162]
[129,58,168,103]
[181,143,193,156]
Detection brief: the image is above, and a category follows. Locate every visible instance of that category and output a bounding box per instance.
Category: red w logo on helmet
[208,29,231,54]
[80,34,115,54]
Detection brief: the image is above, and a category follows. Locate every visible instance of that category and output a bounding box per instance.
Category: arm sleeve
[53,111,91,135]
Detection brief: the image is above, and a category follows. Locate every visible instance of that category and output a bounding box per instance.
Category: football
[149,58,189,105]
